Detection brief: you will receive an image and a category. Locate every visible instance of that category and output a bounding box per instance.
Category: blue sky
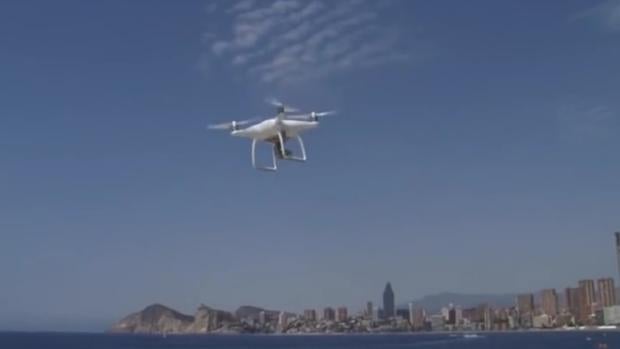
[1,0,619,331]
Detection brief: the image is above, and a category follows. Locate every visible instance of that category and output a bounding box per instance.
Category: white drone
[208,98,336,171]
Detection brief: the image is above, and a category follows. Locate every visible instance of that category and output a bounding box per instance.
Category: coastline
[102,328,620,336]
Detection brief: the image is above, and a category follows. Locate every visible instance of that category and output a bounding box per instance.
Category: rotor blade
[286,110,337,120]
[236,117,259,125]
[266,97,283,107]
[266,97,299,112]
[207,117,259,130]
[315,110,337,116]
[285,113,311,120]
[207,122,233,130]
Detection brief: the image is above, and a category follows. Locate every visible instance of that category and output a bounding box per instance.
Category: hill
[400,292,516,313]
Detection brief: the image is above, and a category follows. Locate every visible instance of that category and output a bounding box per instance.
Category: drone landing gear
[251,133,307,171]
[281,135,307,162]
[252,139,278,171]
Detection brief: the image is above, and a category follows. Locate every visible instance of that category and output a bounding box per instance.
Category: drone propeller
[266,97,299,113]
[313,110,337,117]
[207,118,257,131]
[286,110,337,121]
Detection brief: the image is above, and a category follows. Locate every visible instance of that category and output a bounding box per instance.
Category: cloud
[556,104,619,140]
[574,0,620,31]
[205,2,218,14]
[229,0,256,13]
[203,0,413,84]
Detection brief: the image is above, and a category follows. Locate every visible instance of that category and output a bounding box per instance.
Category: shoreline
[6,329,619,336]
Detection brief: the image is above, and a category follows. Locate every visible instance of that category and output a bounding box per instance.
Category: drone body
[209,99,335,171]
[231,118,318,141]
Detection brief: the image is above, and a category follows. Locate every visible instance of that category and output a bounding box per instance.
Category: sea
[0,331,617,349]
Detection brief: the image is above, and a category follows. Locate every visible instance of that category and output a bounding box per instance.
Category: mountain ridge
[399,292,517,313]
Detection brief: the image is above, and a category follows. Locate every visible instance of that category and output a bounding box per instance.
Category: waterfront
[1,331,618,349]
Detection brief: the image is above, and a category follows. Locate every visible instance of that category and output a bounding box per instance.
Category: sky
[0,0,619,332]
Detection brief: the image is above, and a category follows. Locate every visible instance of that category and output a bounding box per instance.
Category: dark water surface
[0,331,617,349]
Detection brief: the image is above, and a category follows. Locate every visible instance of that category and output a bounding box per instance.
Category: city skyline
[107,262,620,334]
[225,231,620,321]
[295,270,620,331]
[155,231,620,325]
[307,232,620,318]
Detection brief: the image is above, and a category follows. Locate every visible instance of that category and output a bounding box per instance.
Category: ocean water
[0,332,617,349]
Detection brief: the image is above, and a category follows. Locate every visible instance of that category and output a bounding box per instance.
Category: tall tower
[564,287,581,320]
[598,278,616,307]
[383,282,395,319]
[323,307,335,321]
[541,289,559,317]
[336,306,348,322]
[366,301,374,319]
[516,293,535,314]
[578,279,596,323]
[408,302,415,326]
[616,232,620,283]
[278,311,288,332]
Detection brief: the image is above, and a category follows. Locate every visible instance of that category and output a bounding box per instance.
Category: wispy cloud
[202,0,413,84]
[556,104,619,140]
[574,0,620,31]
[229,0,256,13]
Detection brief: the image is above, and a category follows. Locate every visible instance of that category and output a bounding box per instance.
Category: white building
[604,305,620,325]
[533,314,552,328]
[455,306,463,326]
[372,306,379,321]
[430,314,445,331]
[278,311,288,331]
[441,307,450,321]
[258,311,266,325]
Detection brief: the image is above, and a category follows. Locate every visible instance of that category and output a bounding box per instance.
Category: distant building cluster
[250,231,620,333]
[129,231,620,334]
[377,232,620,331]
[400,275,617,332]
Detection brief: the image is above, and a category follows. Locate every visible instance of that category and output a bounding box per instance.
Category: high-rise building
[455,306,463,327]
[278,311,288,331]
[483,306,494,330]
[578,279,596,323]
[517,293,535,314]
[615,232,620,284]
[448,308,456,325]
[258,311,266,325]
[408,303,415,326]
[441,307,450,321]
[462,307,481,324]
[541,289,559,317]
[366,301,374,319]
[516,294,534,328]
[383,282,395,319]
[598,278,616,307]
[565,287,581,320]
[412,308,426,330]
[304,309,317,322]
[336,306,348,322]
[323,307,335,321]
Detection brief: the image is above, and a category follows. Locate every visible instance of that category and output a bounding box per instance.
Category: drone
[208,98,336,171]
